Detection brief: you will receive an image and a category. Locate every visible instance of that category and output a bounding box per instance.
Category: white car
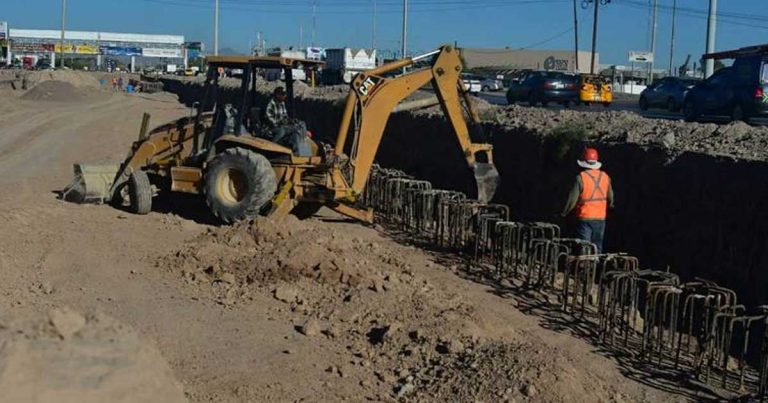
[461,74,482,93]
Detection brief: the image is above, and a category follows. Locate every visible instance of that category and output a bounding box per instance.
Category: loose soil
[0,72,686,401]
[0,308,185,403]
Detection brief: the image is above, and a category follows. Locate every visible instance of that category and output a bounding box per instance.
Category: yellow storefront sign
[54,44,99,55]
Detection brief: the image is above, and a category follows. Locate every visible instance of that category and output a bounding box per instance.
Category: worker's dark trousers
[575,219,606,254]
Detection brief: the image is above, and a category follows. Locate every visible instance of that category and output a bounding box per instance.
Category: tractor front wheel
[128,170,152,215]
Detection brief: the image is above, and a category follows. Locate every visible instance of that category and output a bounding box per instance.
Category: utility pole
[649,0,658,83]
[589,0,599,74]
[668,0,677,76]
[573,0,579,72]
[59,0,67,68]
[311,0,317,47]
[401,0,408,72]
[213,0,219,55]
[705,0,717,77]
[588,0,610,74]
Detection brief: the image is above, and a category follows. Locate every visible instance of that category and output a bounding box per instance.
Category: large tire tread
[204,147,277,224]
[128,170,152,215]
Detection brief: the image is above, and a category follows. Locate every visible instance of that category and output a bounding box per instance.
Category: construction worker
[265,86,288,128]
[561,147,614,254]
[265,86,312,157]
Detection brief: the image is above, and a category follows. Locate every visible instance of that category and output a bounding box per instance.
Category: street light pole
[372,0,377,50]
[214,0,219,55]
[649,0,658,83]
[668,0,677,76]
[60,0,67,68]
[401,0,408,73]
[704,0,717,77]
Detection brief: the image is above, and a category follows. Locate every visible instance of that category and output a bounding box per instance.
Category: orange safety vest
[576,169,610,220]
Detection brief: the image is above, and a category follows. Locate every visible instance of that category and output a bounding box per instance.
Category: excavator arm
[334,45,499,203]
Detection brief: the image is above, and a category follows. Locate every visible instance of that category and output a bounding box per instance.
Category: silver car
[461,74,482,93]
[481,78,503,92]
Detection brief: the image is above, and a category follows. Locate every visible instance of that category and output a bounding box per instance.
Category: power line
[618,0,768,30]
[518,27,574,50]
[128,0,569,14]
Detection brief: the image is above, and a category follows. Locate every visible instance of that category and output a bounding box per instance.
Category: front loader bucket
[60,164,120,204]
[473,163,500,204]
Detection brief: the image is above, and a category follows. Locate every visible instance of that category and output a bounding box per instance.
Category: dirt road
[0,76,684,401]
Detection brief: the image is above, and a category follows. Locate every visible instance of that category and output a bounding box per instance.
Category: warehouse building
[461,48,598,73]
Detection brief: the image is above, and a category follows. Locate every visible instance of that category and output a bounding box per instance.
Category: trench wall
[162,78,768,308]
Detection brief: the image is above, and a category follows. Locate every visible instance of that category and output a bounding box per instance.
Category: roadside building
[5,27,196,71]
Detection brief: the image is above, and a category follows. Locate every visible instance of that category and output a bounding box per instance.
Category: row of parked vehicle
[504,71,613,107]
[640,47,768,123]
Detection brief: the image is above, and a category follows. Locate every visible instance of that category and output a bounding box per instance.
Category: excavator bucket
[60,163,120,204]
[473,163,500,204]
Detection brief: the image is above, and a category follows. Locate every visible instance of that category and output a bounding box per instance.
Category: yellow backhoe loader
[62,45,500,223]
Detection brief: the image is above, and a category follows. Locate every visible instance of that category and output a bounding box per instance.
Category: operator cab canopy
[198,56,324,144]
[205,55,325,108]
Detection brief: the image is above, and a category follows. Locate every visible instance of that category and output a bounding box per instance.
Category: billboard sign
[629,51,654,63]
[14,43,55,53]
[142,47,182,58]
[0,22,7,40]
[184,42,203,59]
[306,47,325,61]
[100,46,142,56]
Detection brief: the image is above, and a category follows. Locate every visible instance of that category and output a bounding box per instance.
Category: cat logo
[358,76,379,96]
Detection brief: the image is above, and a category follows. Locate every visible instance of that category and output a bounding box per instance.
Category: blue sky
[3,0,766,67]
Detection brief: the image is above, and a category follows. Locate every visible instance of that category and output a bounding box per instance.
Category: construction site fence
[362,164,768,400]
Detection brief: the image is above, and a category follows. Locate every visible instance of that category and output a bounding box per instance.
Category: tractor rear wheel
[204,147,277,224]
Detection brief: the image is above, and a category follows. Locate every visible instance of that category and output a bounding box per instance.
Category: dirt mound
[40,70,102,89]
[488,104,768,161]
[19,70,103,90]
[0,308,186,403]
[21,80,86,102]
[160,215,410,305]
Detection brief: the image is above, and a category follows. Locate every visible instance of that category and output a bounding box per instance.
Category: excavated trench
[162,78,768,308]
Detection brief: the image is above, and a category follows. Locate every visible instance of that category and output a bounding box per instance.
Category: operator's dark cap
[274,87,285,96]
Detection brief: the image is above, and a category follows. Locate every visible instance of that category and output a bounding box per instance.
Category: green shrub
[547,122,590,162]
